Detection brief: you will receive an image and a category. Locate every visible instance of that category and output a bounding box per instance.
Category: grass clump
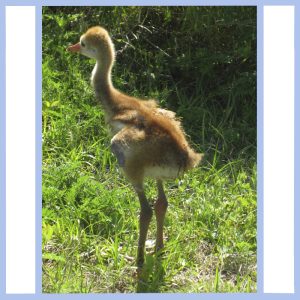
[42,6,257,293]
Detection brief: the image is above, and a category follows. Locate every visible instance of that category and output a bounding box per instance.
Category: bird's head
[67,26,115,63]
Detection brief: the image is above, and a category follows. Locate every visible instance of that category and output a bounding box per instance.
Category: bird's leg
[154,180,168,252]
[134,184,153,268]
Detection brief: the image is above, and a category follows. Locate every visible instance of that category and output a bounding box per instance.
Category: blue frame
[0,1,6,297]
[0,0,298,299]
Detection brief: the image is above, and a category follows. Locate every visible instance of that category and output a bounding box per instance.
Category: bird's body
[67,26,203,271]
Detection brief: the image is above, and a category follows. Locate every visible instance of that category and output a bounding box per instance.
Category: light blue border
[1,0,298,299]
[295,2,299,296]
[0,2,6,299]
[36,4,43,296]
[2,0,300,6]
[257,3,263,295]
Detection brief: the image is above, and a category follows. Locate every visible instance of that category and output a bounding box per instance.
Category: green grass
[42,7,257,293]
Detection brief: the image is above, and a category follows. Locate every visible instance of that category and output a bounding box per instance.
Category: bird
[67,26,203,271]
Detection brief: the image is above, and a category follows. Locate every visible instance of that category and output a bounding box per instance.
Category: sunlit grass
[42,6,256,293]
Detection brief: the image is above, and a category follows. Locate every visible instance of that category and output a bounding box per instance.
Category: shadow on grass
[136,253,166,293]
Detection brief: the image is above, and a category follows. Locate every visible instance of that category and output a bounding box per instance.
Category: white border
[6,6,36,294]
[264,5,295,293]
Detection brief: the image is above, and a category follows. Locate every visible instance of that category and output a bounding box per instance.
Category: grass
[42,7,257,293]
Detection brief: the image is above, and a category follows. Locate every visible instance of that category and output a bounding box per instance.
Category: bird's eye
[81,41,85,47]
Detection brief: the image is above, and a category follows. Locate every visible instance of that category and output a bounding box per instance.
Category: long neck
[91,58,116,112]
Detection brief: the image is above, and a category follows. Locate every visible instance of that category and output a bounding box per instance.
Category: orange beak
[67,43,81,53]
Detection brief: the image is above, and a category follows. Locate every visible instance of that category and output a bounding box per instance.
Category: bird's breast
[109,120,127,135]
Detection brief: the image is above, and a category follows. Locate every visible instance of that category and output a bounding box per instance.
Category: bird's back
[108,91,203,179]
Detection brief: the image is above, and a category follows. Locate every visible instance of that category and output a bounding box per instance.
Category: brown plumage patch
[76,25,203,183]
